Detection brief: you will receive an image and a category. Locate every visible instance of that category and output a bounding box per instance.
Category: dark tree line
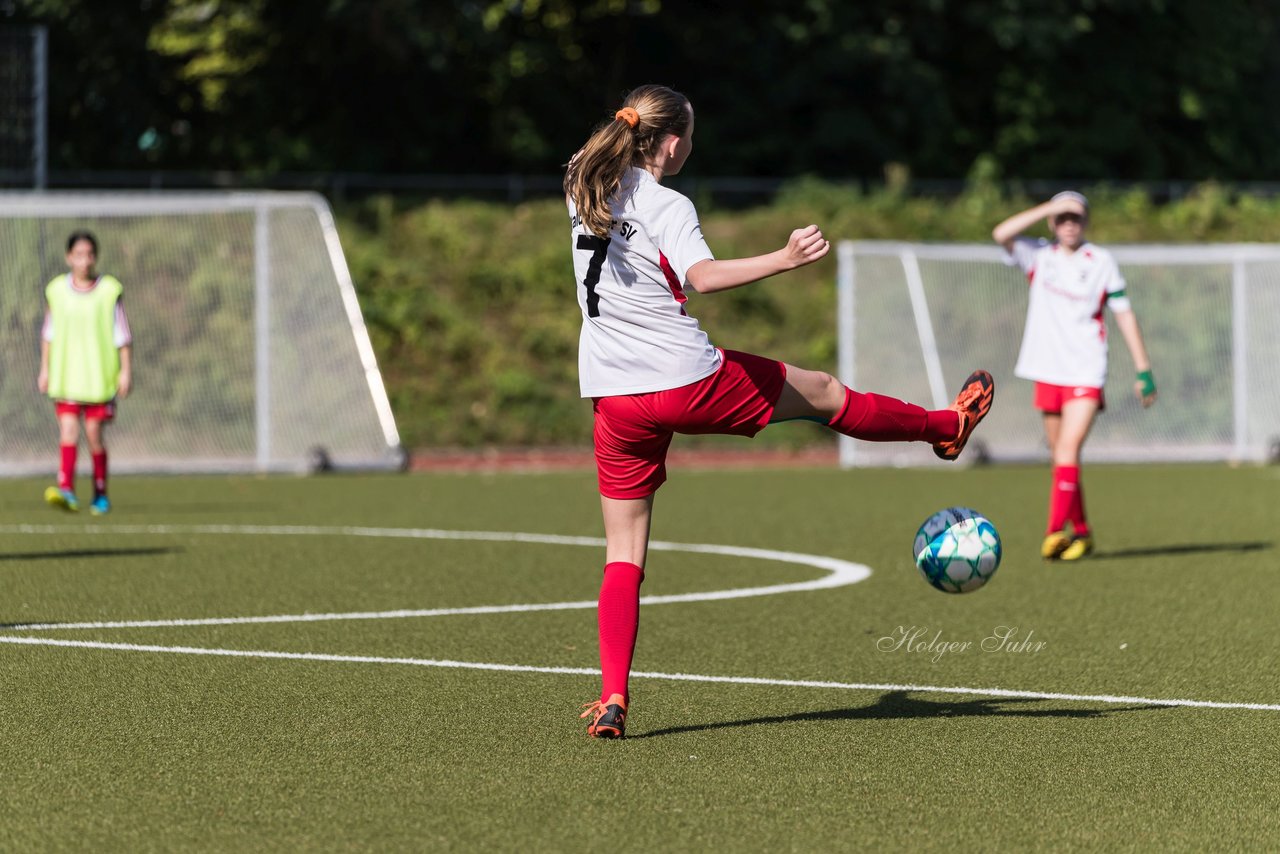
[7,0,1280,181]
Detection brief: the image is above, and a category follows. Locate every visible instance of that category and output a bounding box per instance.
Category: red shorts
[55,400,116,422]
[593,349,787,499]
[1033,382,1104,414]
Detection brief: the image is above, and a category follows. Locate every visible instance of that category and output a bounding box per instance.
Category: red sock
[1047,465,1079,534]
[598,561,644,704]
[92,450,108,498]
[827,387,958,443]
[58,444,76,492]
[1067,468,1089,536]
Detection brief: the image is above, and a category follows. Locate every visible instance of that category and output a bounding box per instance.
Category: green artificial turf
[1,464,1277,851]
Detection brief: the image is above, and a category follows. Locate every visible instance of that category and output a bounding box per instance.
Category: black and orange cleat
[933,370,995,462]
[580,693,627,739]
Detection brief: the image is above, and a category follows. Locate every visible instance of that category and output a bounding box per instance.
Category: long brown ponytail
[564,84,692,238]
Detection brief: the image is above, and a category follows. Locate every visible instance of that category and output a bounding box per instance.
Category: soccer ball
[913,507,1002,594]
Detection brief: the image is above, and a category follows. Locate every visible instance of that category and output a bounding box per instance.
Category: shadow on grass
[0,546,182,561]
[1094,541,1271,560]
[633,690,1161,739]
[101,503,276,514]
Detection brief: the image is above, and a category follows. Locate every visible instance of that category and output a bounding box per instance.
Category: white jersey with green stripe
[1002,238,1131,388]
[568,167,720,398]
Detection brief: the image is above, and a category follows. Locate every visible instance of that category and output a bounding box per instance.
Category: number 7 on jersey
[576,234,611,317]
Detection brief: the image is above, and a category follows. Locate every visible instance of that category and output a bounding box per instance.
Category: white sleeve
[652,194,715,284]
[114,298,133,347]
[1002,237,1045,273]
[42,308,53,342]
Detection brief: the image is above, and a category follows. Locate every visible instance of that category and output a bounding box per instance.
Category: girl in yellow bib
[37,231,133,514]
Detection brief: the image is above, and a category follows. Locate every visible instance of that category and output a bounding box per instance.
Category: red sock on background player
[92,450,108,498]
[58,444,76,492]
[1066,468,1089,536]
[1047,464,1078,534]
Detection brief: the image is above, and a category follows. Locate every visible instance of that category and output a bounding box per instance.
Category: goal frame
[836,239,1279,468]
[0,191,402,474]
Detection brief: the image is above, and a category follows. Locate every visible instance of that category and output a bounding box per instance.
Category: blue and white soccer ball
[913,507,1002,593]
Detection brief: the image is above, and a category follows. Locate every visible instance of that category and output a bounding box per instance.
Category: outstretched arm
[1113,309,1156,407]
[686,225,830,294]
[992,197,1086,251]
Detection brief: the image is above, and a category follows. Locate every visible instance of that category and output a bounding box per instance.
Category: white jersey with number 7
[568,167,720,398]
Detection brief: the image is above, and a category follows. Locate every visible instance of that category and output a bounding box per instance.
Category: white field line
[0,523,870,631]
[1,634,1278,712]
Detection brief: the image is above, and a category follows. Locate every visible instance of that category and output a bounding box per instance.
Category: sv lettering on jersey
[569,214,635,242]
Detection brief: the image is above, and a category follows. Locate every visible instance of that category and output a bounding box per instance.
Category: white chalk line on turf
[0,523,870,631]
[5,524,1279,715]
[1,634,1277,712]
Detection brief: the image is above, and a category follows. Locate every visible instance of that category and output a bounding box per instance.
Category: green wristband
[1137,370,1156,396]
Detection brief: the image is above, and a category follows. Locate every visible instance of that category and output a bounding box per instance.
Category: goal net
[836,241,1280,467]
[0,192,403,475]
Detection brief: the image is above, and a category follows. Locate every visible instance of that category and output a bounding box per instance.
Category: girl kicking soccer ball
[37,230,133,515]
[993,192,1157,561]
[567,85,995,738]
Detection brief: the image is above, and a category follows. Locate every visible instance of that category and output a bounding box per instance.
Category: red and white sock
[58,444,76,492]
[827,387,958,443]
[1047,465,1079,534]
[597,561,644,705]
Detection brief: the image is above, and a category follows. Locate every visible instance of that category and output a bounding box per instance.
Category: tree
[7,0,1280,180]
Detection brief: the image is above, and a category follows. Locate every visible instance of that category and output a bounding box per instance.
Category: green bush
[339,181,1280,449]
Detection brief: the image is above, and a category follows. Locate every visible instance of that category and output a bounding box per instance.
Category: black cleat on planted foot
[580,693,627,739]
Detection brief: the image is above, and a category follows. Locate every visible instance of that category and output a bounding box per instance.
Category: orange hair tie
[614,107,639,128]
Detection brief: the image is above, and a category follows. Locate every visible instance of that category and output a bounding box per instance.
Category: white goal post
[836,240,1280,467]
[0,191,403,475]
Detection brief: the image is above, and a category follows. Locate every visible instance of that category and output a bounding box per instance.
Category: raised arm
[992,196,1086,251]
[686,225,830,294]
[1113,309,1156,407]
